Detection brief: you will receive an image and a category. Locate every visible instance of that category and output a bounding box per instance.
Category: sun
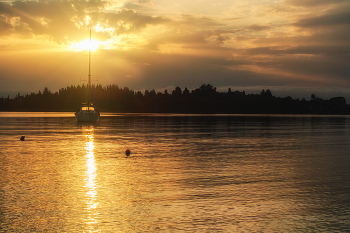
[69,38,102,52]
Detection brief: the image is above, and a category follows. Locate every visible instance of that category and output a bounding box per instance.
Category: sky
[0,0,350,100]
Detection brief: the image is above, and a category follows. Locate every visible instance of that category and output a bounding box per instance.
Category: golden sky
[1,0,350,99]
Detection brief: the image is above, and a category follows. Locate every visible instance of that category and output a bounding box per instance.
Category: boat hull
[75,111,100,122]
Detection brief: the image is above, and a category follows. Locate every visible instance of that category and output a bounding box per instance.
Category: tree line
[1,84,349,114]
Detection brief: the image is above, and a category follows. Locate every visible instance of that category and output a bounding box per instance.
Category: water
[1,113,350,232]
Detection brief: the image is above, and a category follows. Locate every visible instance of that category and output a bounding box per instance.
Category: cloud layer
[0,0,349,100]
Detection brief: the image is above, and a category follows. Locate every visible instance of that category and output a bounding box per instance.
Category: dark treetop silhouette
[1,84,349,114]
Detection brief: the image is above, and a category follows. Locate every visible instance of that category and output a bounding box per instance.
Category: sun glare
[70,38,102,52]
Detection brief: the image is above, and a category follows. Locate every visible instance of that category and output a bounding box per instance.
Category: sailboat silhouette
[75,29,100,122]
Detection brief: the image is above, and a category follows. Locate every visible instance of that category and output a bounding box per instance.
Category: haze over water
[1,113,350,232]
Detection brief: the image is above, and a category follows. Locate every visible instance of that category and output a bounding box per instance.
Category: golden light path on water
[0,113,349,232]
[83,126,99,231]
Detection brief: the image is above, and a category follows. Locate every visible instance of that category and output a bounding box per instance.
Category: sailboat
[75,29,100,122]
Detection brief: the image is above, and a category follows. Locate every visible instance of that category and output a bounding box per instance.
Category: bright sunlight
[69,38,102,52]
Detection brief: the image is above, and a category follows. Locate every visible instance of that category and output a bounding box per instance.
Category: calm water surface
[1,113,350,232]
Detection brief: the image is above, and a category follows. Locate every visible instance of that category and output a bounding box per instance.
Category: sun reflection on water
[83,126,99,231]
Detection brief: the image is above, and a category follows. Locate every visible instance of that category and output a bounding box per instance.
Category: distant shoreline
[1,112,350,117]
[1,84,349,115]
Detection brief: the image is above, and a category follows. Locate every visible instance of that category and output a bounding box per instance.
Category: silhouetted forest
[1,84,349,114]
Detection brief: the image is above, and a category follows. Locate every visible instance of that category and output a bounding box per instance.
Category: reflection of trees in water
[99,115,349,144]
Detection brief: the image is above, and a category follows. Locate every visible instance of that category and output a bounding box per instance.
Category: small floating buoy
[125,149,131,156]
[20,136,25,141]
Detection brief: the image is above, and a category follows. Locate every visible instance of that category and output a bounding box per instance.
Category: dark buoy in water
[20,136,25,141]
[125,149,131,156]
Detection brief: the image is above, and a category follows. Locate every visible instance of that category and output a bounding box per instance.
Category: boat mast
[88,28,92,105]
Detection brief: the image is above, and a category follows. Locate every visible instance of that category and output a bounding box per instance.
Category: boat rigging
[75,29,100,122]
